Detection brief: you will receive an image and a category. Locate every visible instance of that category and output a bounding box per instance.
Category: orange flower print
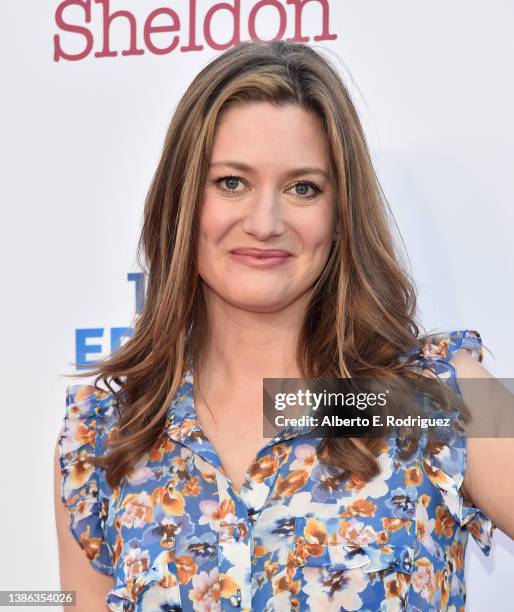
[198,499,221,531]
[247,453,279,483]
[189,567,221,610]
[77,524,103,561]
[273,470,309,498]
[342,498,377,517]
[434,505,455,538]
[66,449,95,490]
[159,483,186,515]
[183,475,202,496]
[338,518,377,547]
[290,443,317,471]
[120,491,154,528]
[123,547,150,583]
[175,554,198,585]
[404,464,422,487]
[412,557,435,602]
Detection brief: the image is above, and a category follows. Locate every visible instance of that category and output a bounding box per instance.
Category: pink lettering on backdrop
[204,1,241,51]
[54,0,94,61]
[144,8,180,55]
[248,0,287,42]
[53,0,337,62]
[94,0,145,57]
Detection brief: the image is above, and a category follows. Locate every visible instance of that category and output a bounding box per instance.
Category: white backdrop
[1,1,513,609]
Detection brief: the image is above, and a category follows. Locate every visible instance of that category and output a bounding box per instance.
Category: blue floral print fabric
[58,329,495,611]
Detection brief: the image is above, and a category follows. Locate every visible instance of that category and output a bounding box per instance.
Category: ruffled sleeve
[58,384,117,575]
[419,329,496,555]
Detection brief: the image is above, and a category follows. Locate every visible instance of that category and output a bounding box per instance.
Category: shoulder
[420,328,484,365]
[411,328,493,392]
[427,332,514,540]
[56,383,118,575]
[415,328,499,553]
[65,383,118,418]
[61,383,119,455]
[58,382,119,495]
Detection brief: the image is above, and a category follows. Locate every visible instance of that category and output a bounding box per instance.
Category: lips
[230,248,292,257]
[229,248,292,269]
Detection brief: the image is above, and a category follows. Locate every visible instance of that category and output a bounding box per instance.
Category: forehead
[211,102,331,169]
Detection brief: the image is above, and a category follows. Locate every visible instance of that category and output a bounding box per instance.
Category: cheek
[295,215,334,253]
[198,199,233,249]
[197,198,239,283]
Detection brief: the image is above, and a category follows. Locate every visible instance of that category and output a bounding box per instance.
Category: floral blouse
[58,329,495,611]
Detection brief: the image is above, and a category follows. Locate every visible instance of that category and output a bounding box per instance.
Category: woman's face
[198,101,337,314]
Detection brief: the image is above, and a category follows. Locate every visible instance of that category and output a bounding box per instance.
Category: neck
[196,286,311,388]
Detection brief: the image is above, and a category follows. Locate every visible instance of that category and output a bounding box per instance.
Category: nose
[241,190,286,240]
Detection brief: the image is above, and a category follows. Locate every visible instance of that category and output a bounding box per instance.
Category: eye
[291,181,322,200]
[214,175,245,195]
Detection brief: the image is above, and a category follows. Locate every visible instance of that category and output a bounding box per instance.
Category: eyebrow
[209,161,330,180]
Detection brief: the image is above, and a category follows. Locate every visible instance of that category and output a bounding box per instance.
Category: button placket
[216,471,253,611]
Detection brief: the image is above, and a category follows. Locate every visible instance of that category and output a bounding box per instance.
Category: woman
[54,40,514,611]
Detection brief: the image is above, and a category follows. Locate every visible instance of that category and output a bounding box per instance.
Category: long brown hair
[67,40,474,490]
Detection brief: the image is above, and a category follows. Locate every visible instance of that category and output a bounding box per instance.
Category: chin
[226,290,290,313]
